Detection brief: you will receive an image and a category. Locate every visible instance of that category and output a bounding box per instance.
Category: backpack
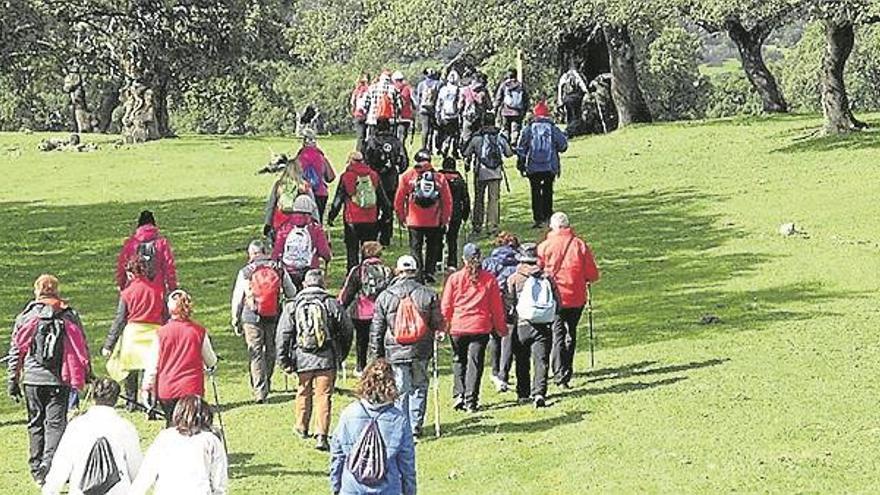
[79,437,121,495]
[419,83,438,111]
[368,139,399,174]
[411,171,440,208]
[462,89,485,123]
[360,261,391,299]
[562,72,582,98]
[528,122,554,165]
[295,298,329,352]
[277,178,300,214]
[302,165,321,193]
[479,133,504,170]
[441,171,467,221]
[503,84,524,111]
[516,275,557,324]
[31,314,66,372]
[439,86,460,121]
[393,294,429,345]
[346,402,388,486]
[353,174,377,209]
[136,240,158,280]
[248,264,282,317]
[376,92,395,120]
[355,90,370,114]
[282,225,315,270]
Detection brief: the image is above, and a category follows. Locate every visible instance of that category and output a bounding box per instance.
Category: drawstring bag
[346,403,388,486]
[79,436,121,495]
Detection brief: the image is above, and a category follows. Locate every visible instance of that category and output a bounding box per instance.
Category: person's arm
[376,181,392,221]
[583,242,600,283]
[394,174,408,224]
[428,291,444,337]
[329,421,348,495]
[323,156,336,184]
[104,297,129,353]
[499,134,514,157]
[396,142,408,174]
[504,276,518,321]
[338,266,361,309]
[517,124,531,159]
[326,180,347,225]
[439,177,453,227]
[264,183,279,228]
[397,416,418,495]
[557,76,565,107]
[123,423,144,484]
[554,126,569,153]
[330,300,354,364]
[128,434,161,495]
[209,435,229,495]
[202,334,218,369]
[115,239,132,291]
[440,275,455,326]
[488,278,507,336]
[160,238,178,291]
[141,338,160,392]
[41,422,76,495]
[280,270,297,300]
[461,178,471,222]
[276,303,295,370]
[312,225,332,263]
[230,270,246,330]
[369,294,388,360]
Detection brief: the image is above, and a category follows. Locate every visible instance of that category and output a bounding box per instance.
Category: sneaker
[534,395,547,408]
[295,429,310,440]
[491,375,509,393]
[453,396,466,411]
[315,435,330,451]
[464,403,479,414]
[557,382,572,390]
[517,397,532,405]
[354,368,364,379]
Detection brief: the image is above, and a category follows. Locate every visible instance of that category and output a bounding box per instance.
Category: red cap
[533,100,550,118]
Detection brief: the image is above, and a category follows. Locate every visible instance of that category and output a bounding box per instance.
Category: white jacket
[42,405,142,495]
[130,428,228,495]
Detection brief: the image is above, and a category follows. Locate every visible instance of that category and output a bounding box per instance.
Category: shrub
[639,25,708,121]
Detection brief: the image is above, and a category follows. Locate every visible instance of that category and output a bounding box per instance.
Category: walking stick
[587,283,595,368]
[208,368,229,454]
[433,260,447,439]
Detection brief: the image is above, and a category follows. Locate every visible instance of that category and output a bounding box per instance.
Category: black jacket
[370,275,442,364]
[276,287,353,373]
[437,169,470,225]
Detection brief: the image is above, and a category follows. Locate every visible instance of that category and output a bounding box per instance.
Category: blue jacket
[517,117,568,175]
[482,245,519,294]
[330,400,417,495]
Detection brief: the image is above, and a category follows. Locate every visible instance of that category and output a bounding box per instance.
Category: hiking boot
[557,382,572,390]
[464,403,479,414]
[534,395,547,408]
[296,429,310,440]
[517,397,532,405]
[452,396,466,411]
[491,375,509,393]
[315,435,330,451]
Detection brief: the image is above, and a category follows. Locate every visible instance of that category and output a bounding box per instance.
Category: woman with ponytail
[440,243,507,412]
[143,290,218,425]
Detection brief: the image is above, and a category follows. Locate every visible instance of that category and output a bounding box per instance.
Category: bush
[639,26,708,121]
[702,72,764,119]
[0,70,68,132]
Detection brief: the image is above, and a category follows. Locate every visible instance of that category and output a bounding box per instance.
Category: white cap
[392,71,405,81]
[396,255,418,272]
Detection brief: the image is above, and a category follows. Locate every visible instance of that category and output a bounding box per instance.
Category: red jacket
[338,160,382,224]
[271,213,332,268]
[155,319,208,400]
[441,268,507,336]
[394,81,414,121]
[538,228,600,308]
[121,276,166,324]
[115,225,178,294]
[394,163,453,228]
[351,84,370,120]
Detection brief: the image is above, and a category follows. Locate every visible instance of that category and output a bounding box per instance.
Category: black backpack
[79,437,121,495]
[31,314,66,373]
[440,170,467,221]
[367,136,401,174]
[479,132,504,170]
[136,240,158,280]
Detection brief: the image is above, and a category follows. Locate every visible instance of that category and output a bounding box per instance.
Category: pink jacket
[115,225,178,293]
[271,213,333,269]
[13,303,91,390]
[297,146,335,197]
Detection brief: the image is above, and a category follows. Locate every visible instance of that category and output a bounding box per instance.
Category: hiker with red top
[115,210,178,295]
[294,129,336,222]
[394,150,453,284]
[104,257,167,416]
[366,72,401,139]
[351,74,371,151]
[517,100,568,229]
[364,119,408,247]
[271,195,332,290]
[337,241,394,377]
[391,71,415,146]
[537,212,600,389]
[231,239,297,403]
[7,274,91,486]
[142,290,218,426]
[441,244,507,412]
[370,255,443,438]
[327,151,392,272]
[263,158,319,243]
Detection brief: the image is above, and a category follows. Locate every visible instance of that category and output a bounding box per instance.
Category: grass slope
[0,114,879,493]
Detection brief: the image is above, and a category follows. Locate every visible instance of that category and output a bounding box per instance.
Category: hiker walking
[441,244,507,412]
[271,195,332,290]
[459,72,492,149]
[116,210,178,295]
[370,255,443,438]
[230,240,297,403]
[338,242,394,377]
[364,119,408,247]
[414,68,442,154]
[330,359,416,495]
[42,378,143,495]
[517,100,568,229]
[142,290,219,425]
[351,74,371,151]
[103,257,166,416]
[263,159,319,242]
[130,396,228,495]
[394,150,453,284]
[392,71,415,146]
[366,72,401,139]
[482,232,520,392]
[435,72,462,158]
[293,129,336,222]
[327,152,392,272]
[7,275,91,485]
[437,157,470,270]
[506,243,561,407]
[537,212,600,389]
[462,112,514,238]
[277,269,353,451]
[557,63,590,136]
[494,68,529,146]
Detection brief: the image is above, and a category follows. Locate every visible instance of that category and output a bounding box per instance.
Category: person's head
[292,194,317,215]
[361,241,383,260]
[482,112,496,128]
[283,157,304,181]
[379,71,391,83]
[33,274,60,300]
[358,74,369,85]
[126,256,149,278]
[356,358,398,405]
[396,255,418,276]
[302,128,317,146]
[441,156,457,171]
[348,150,365,166]
[138,210,156,227]
[172,395,214,437]
[494,231,520,249]
[303,269,325,289]
[462,243,482,284]
[167,289,193,320]
[549,212,570,231]
[376,118,391,133]
[446,71,459,85]
[392,71,405,83]
[517,243,539,265]
[414,149,431,166]
[92,378,121,407]
[247,239,267,260]
[506,68,518,80]
[568,60,579,71]
[429,70,440,81]
[533,100,550,119]
[476,71,488,85]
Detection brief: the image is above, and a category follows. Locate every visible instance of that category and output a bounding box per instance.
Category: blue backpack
[346,403,388,486]
[302,166,321,192]
[528,122,554,166]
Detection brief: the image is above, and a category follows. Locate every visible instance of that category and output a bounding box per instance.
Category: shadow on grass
[428,410,589,440]
[577,358,730,384]
[771,124,880,153]
[228,452,324,479]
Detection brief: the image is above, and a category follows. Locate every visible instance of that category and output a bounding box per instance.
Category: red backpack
[248,264,282,317]
[393,295,429,345]
[376,93,395,120]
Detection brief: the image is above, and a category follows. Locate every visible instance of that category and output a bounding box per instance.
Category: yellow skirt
[106,322,160,381]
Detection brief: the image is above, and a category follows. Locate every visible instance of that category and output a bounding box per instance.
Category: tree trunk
[154,72,173,137]
[821,20,865,134]
[96,82,120,133]
[120,79,161,143]
[603,24,652,126]
[726,20,788,113]
[63,73,93,133]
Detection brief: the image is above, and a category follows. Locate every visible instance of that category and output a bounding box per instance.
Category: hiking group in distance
[6,64,601,495]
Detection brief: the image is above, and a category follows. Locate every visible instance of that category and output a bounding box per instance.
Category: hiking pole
[587,283,595,368]
[433,336,441,439]
[208,368,229,454]
[500,165,511,193]
[119,394,166,419]
[595,97,608,134]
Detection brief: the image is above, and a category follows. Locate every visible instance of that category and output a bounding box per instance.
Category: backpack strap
[550,237,576,279]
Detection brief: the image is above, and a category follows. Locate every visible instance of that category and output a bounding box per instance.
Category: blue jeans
[393,360,429,435]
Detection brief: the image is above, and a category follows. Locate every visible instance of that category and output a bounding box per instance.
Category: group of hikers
[5,68,601,495]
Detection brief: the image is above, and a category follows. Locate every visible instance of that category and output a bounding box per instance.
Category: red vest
[341,162,381,225]
[122,277,165,324]
[156,320,207,400]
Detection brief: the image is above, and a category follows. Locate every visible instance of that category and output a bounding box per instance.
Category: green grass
[699,58,743,76]
[2,113,880,493]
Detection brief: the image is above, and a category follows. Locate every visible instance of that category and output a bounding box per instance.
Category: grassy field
[1,113,879,493]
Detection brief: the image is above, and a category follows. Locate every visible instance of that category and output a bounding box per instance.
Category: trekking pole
[595,98,608,134]
[587,283,595,368]
[208,368,229,454]
[433,337,441,439]
[500,165,511,194]
[284,373,289,392]
[119,394,166,419]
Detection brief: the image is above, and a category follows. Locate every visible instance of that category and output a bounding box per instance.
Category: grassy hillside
[1,114,879,493]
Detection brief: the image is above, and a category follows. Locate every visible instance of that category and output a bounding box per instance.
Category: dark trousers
[419,113,436,153]
[353,319,371,372]
[444,219,462,269]
[451,334,490,407]
[552,306,584,386]
[408,226,444,277]
[489,329,514,383]
[316,195,328,223]
[378,172,398,246]
[355,120,367,151]
[160,398,181,428]
[502,115,523,147]
[564,94,584,132]
[528,172,556,225]
[513,322,552,399]
[344,222,379,272]
[437,119,460,158]
[24,384,69,481]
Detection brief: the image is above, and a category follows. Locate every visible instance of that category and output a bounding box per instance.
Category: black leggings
[451,333,490,407]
